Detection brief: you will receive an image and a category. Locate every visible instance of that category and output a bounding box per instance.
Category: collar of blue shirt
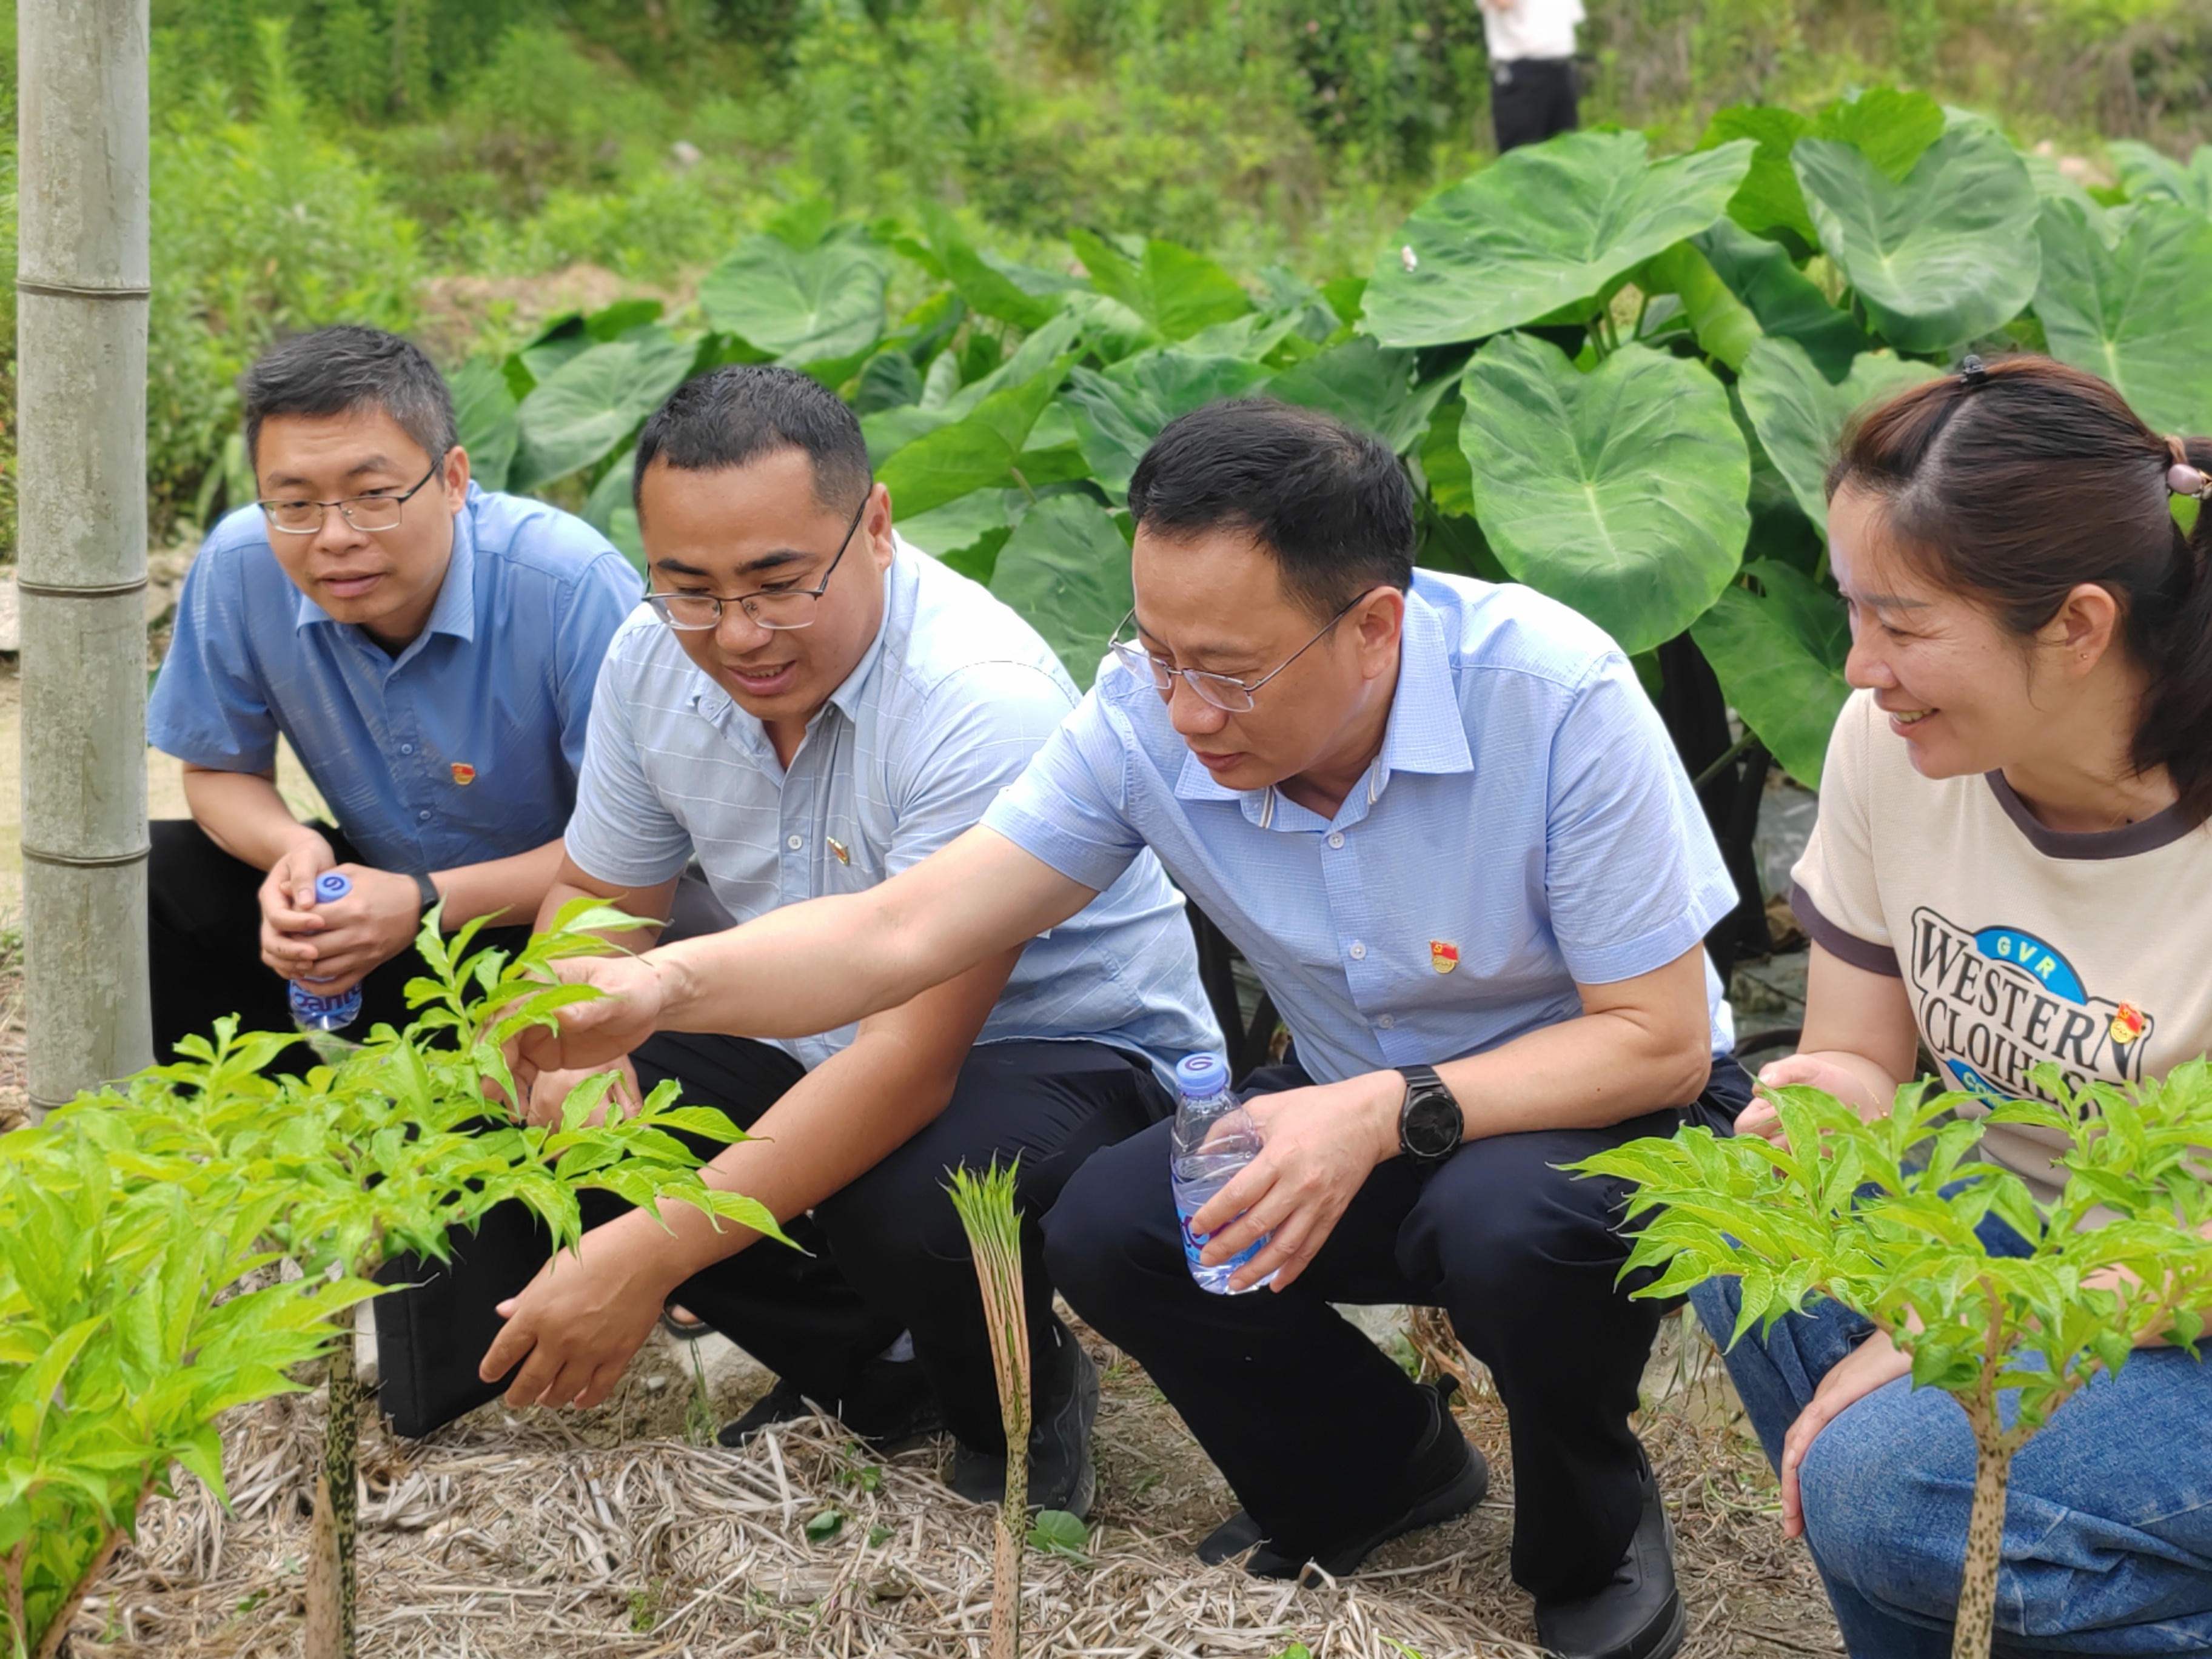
[290,482,482,651]
[1167,589,1475,832]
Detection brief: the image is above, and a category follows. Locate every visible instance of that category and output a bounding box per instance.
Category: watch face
[1404,1090,1460,1159]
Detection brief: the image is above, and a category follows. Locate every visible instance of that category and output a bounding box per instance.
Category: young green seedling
[1574,1061,2212,1659]
[948,1160,1030,1659]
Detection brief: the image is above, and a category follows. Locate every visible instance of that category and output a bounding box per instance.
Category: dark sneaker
[1534,1452,1683,1659]
[948,1339,1100,1518]
[717,1357,943,1451]
[1202,1378,1487,1582]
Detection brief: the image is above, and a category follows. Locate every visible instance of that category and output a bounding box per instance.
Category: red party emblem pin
[1430,940,1460,974]
[451,762,477,786]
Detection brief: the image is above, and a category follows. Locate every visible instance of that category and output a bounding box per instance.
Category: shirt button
[786,834,803,851]
[400,743,414,755]
[1349,941,1367,960]
[1379,1014,1395,1030]
[1327,831,1344,849]
[417,809,431,822]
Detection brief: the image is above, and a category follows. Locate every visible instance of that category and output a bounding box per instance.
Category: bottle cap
[315,871,354,904]
[1176,1052,1230,1098]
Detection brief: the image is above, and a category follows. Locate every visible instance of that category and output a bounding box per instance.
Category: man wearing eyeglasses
[145,324,639,1069]
[511,398,1749,1659]
[474,364,1218,1515]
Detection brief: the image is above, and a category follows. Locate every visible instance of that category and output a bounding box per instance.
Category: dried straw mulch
[67,1310,1844,1658]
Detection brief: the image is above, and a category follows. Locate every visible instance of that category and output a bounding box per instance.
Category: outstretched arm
[514,825,1098,1073]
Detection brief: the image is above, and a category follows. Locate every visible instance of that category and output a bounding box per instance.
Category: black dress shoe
[1534,1453,1683,1659]
[949,1337,1100,1518]
[717,1356,943,1450]
[1202,1378,1489,1582]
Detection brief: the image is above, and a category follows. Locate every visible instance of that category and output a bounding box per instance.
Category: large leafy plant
[444,95,2212,788]
[17,903,779,1659]
[1575,1063,2212,1659]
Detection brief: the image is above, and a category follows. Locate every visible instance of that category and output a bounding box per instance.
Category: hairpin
[1959,355,1989,387]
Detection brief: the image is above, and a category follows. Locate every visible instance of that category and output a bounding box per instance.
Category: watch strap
[1395,1064,1463,1162]
[413,871,441,919]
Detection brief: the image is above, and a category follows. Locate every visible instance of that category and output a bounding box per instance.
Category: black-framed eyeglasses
[258,455,446,535]
[643,492,870,633]
[1107,588,1375,713]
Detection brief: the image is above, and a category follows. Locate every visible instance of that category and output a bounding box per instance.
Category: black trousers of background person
[147,818,532,1074]
[1492,55,1578,153]
[1044,1053,1755,1604]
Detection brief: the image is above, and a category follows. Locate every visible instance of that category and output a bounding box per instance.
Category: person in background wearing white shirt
[1480,0,1583,152]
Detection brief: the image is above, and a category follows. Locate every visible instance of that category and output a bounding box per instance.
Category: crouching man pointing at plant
[479,366,1219,1516]
[514,400,1750,1659]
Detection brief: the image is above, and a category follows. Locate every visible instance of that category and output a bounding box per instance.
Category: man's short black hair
[240,325,458,468]
[632,364,872,520]
[1127,400,1416,618]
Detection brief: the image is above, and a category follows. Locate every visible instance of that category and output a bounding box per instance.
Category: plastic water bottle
[288,870,361,1032]
[1170,1052,1276,1295]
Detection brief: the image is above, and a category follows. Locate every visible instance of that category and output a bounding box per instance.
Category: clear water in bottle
[1169,1051,1277,1295]
[289,870,362,1032]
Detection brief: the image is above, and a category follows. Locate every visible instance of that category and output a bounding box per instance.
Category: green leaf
[448,358,519,493]
[1794,127,2042,355]
[1068,230,1253,341]
[988,496,1133,691]
[1640,241,1761,371]
[1691,561,1850,788]
[1695,218,1869,382]
[2109,141,2212,219]
[804,1507,845,1543]
[876,362,1069,520]
[1061,350,1273,502]
[699,234,890,365]
[917,203,1059,331]
[1363,132,1755,347]
[1028,1507,1092,1561]
[1809,87,1946,184]
[1265,336,1451,454]
[2033,196,2212,435]
[581,447,646,579]
[1458,336,1749,655]
[512,332,698,491]
[1700,105,1817,250]
[1735,337,1942,535]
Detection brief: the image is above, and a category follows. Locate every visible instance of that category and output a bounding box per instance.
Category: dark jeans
[1492,55,1578,152]
[1043,1052,1754,1602]
[384,1030,1170,1449]
[147,817,531,1073]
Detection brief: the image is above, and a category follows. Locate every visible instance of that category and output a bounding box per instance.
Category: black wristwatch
[1396,1064,1464,1164]
[412,871,441,919]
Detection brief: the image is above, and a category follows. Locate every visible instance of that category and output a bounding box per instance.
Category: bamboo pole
[16,0,154,1111]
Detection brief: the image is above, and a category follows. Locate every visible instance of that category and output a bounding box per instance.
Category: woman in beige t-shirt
[1690,357,2212,1657]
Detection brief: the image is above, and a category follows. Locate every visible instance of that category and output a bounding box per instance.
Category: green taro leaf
[988,495,1134,691]
[1028,1508,1093,1561]
[2110,140,2212,220]
[1809,87,1946,183]
[1695,218,1870,383]
[1363,132,1755,347]
[1640,241,1760,371]
[1458,335,1749,655]
[1794,127,2042,355]
[1691,560,1850,788]
[448,357,518,493]
[699,234,891,365]
[1736,336,1941,535]
[582,446,646,579]
[1061,350,1274,501]
[1068,230,1253,342]
[917,202,1060,331]
[1700,105,1817,250]
[875,362,1069,520]
[512,330,697,490]
[1265,336,1451,454]
[2034,196,2212,435]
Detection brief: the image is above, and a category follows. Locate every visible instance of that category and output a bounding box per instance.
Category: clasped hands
[256,832,427,994]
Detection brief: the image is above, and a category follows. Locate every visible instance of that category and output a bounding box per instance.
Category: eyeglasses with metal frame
[1105,588,1375,714]
[257,454,447,535]
[642,492,871,632]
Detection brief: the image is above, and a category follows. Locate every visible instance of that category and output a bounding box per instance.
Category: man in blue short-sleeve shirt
[145,325,637,1063]
[513,401,1749,1659]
